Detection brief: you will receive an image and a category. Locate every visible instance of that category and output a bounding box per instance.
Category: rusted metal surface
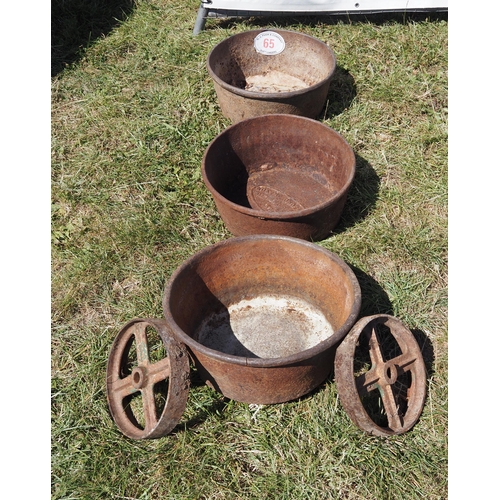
[334,314,427,436]
[162,235,361,405]
[202,114,356,241]
[106,318,190,439]
[207,29,336,123]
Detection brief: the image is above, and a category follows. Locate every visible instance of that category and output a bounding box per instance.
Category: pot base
[195,294,334,359]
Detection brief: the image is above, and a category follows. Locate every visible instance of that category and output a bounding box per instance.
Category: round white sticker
[254,31,286,56]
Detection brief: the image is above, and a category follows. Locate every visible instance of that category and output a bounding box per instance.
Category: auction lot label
[254,31,286,55]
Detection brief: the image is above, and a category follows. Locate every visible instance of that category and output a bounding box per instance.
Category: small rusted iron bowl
[207,29,336,123]
[202,114,356,241]
[162,235,361,405]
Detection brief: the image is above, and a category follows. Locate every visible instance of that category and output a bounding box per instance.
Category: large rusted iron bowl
[162,235,361,405]
[207,29,336,123]
[202,114,356,241]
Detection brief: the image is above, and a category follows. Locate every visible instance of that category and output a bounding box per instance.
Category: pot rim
[201,114,356,220]
[206,28,337,100]
[162,235,362,367]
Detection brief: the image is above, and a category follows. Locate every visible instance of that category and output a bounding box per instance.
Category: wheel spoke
[390,351,418,374]
[355,367,380,396]
[146,357,171,385]
[367,325,385,365]
[109,374,140,399]
[141,384,158,433]
[379,383,404,431]
[134,324,151,366]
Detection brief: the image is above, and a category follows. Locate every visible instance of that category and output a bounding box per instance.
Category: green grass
[52,1,448,498]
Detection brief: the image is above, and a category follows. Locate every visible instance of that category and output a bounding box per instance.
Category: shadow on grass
[346,266,436,378]
[171,366,230,433]
[51,0,136,76]
[326,154,381,238]
[323,65,357,119]
[176,396,231,433]
[350,265,393,317]
[410,328,435,379]
[206,10,448,33]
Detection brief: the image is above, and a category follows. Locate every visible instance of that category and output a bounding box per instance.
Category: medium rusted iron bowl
[207,29,336,123]
[202,114,356,241]
[162,235,361,405]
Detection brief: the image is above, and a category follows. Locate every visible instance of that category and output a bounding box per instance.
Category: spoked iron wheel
[106,318,190,439]
[335,314,427,437]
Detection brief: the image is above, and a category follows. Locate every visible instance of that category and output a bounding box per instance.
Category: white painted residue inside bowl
[245,71,311,93]
[194,295,334,358]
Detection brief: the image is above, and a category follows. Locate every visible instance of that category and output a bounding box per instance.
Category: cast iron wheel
[106,318,190,439]
[335,314,427,436]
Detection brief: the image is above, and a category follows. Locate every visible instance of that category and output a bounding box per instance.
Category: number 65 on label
[254,31,286,55]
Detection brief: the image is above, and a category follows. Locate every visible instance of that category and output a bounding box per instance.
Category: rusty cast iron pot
[202,114,356,241]
[207,29,336,123]
[162,235,361,405]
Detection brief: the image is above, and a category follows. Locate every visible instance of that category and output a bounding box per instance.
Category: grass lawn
[51,1,448,498]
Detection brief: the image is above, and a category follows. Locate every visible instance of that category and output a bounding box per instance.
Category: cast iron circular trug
[334,314,427,436]
[163,235,362,405]
[202,114,356,241]
[106,318,190,439]
[207,29,336,123]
